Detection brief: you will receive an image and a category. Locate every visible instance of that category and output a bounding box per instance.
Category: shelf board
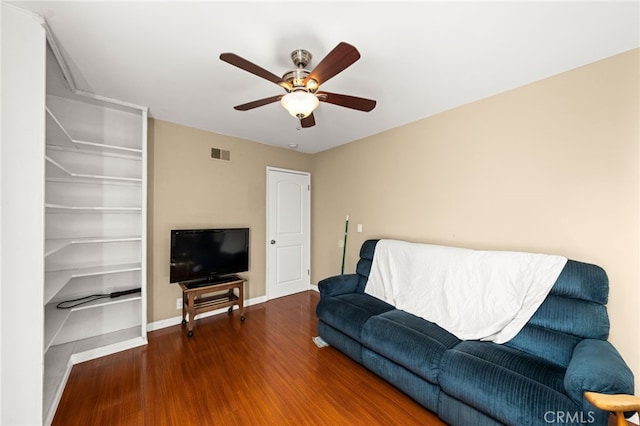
[44,292,141,353]
[45,107,142,156]
[45,236,142,257]
[44,262,142,304]
[45,156,142,183]
[45,203,142,213]
[72,291,141,312]
[72,327,144,360]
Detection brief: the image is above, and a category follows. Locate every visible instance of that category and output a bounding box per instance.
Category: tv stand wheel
[181,319,187,326]
[240,315,246,322]
[227,307,233,314]
[187,330,194,338]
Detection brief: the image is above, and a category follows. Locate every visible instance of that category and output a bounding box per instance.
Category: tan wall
[311,49,639,392]
[147,119,312,322]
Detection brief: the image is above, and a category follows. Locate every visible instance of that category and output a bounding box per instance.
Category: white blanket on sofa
[364,239,567,343]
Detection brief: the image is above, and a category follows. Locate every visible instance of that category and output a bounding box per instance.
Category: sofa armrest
[318,274,360,298]
[564,339,634,409]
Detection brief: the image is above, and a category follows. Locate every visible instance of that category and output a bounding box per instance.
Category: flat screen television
[170,228,249,286]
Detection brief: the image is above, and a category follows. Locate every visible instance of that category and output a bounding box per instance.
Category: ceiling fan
[219,42,376,128]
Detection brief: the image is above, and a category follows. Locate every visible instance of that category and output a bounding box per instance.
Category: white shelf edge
[44,263,142,304]
[45,106,78,150]
[45,155,72,175]
[45,176,142,187]
[73,139,142,154]
[45,236,142,257]
[45,203,142,213]
[44,304,71,354]
[45,156,142,183]
[46,143,142,161]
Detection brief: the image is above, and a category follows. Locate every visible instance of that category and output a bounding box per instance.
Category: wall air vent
[211,147,231,162]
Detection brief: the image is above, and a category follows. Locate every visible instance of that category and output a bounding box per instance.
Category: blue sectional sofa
[316,239,634,425]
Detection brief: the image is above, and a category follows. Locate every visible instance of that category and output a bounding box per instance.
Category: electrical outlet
[176,297,183,310]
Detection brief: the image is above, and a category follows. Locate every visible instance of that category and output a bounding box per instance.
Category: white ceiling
[12,1,640,153]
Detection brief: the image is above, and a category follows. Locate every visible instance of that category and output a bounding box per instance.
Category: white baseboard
[147,286,320,332]
[147,294,268,332]
[70,336,148,364]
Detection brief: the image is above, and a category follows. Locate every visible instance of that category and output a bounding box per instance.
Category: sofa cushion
[362,310,460,384]
[505,324,581,368]
[551,260,608,304]
[355,239,378,293]
[315,293,394,341]
[525,295,609,340]
[317,321,365,364]
[362,348,442,413]
[438,393,504,426]
[503,260,610,369]
[502,294,609,369]
[439,341,583,425]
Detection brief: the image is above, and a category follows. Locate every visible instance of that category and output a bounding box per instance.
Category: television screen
[170,228,249,284]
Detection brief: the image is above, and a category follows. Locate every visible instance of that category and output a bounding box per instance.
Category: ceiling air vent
[211,147,231,162]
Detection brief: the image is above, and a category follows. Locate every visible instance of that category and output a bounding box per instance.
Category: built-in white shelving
[43,44,147,425]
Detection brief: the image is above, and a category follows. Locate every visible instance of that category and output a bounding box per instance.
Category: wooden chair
[585,392,640,426]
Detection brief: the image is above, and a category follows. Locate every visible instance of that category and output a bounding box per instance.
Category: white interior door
[267,168,310,299]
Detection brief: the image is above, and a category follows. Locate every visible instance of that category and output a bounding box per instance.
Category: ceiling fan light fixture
[280,90,319,119]
[305,78,319,93]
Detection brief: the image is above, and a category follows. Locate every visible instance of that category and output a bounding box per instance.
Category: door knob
[270,240,276,245]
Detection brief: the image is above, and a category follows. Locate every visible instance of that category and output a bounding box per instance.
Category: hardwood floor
[52,291,445,425]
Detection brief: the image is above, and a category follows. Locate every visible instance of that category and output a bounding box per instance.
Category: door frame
[265,166,311,300]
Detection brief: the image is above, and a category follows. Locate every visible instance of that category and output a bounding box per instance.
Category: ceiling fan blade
[305,42,360,86]
[233,95,283,111]
[220,53,291,91]
[317,92,376,112]
[300,113,316,128]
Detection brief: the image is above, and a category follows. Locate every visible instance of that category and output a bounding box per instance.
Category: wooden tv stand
[179,277,245,337]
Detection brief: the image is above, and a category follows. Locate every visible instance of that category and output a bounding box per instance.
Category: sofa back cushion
[505,260,609,367]
[355,239,379,293]
[357,239,610,368]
